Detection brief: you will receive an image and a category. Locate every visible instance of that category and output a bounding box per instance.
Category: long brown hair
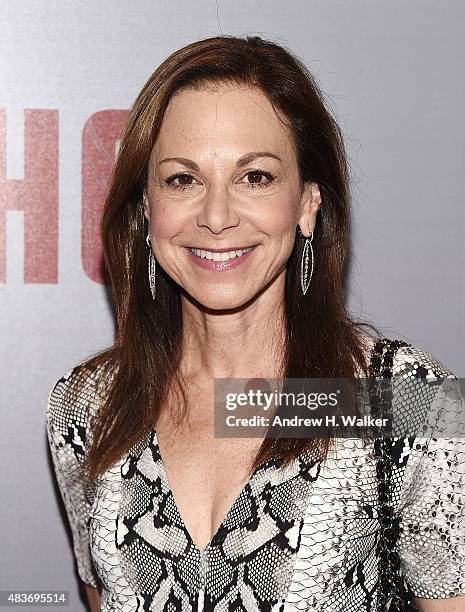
[75,34,380,482]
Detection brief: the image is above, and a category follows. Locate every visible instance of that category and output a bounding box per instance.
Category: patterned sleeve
[395,347,465,598]
[46,368,100,588]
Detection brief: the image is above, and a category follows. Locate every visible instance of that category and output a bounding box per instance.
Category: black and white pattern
[46,338,465,611]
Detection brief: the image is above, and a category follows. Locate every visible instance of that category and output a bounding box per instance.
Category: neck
[178,288,287,382]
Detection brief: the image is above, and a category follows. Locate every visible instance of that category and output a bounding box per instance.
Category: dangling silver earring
[297,226,314,295]
[146,234,156,300]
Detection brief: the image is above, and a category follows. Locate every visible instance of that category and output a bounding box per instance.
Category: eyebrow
[157,151,282,171]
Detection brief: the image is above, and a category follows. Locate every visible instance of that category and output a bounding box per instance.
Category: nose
[196,183,240,234]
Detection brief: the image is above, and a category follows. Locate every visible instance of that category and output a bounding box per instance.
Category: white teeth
[189,246,253,261]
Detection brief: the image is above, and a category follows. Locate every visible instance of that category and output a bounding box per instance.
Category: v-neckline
[152,428,275,554]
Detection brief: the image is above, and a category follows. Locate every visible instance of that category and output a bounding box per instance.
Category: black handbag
[369,338,418,611]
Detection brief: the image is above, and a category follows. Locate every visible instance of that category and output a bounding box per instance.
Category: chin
[186,288,258,312]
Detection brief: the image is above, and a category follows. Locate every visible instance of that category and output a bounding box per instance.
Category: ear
[142,189,150,222]
[297,182,321,236]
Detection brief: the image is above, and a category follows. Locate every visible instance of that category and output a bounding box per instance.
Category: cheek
[253,194,298,234]
[150,204,185,241]
[148,190,299,239]
[268,207,295,233]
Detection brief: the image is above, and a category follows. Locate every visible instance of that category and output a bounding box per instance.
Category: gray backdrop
[1,1,463,609]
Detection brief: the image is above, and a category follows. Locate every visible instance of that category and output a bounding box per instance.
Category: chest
[89,438,394,610]
[153,411,265,551]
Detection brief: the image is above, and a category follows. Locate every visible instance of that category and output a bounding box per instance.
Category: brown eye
[165,173,196,190]
[243,170,276,188]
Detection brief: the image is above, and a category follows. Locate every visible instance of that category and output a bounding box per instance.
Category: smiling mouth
[187,246,255,261]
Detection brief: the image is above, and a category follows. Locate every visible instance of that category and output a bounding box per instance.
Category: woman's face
[144,83,320,310]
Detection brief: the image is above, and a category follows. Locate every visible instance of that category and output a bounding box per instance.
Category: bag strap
[369,338,417,612]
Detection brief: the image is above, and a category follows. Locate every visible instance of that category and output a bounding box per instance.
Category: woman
[46,35,465,611]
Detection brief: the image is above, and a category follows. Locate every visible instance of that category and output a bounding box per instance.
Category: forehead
[151,83,295,161]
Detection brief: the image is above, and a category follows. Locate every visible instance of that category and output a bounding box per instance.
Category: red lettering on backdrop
[0,109,58,283]
[82,110,128,283]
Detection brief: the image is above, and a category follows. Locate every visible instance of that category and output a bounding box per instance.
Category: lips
[188,246,253,262]
[186,244,257,271]
[188,245,256,253]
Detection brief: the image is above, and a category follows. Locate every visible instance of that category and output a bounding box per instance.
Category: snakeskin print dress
[45,337,465,611]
